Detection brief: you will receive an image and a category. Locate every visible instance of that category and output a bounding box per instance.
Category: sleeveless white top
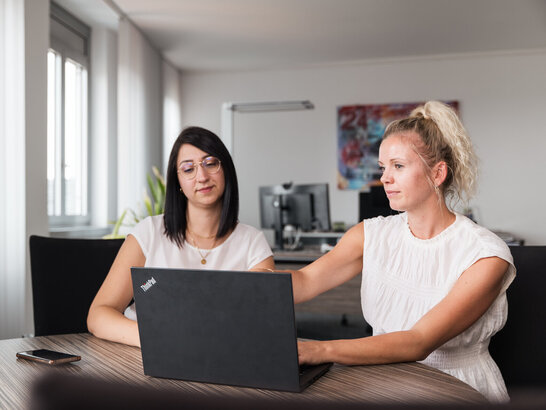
[362,213,515,403]
[124,215,273,320]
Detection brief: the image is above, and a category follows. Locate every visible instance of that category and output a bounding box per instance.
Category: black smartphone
[16,349,81,365]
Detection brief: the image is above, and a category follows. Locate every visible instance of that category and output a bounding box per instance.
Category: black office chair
[29,235,124,336]
[489,246,546,392]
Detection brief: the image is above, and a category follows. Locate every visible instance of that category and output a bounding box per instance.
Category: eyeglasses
[177,156,222,179]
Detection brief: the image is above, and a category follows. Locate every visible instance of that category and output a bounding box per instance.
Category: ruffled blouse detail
[362,212,515,402]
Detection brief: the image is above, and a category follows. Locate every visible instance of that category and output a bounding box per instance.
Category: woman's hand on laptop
[297,340,330,365]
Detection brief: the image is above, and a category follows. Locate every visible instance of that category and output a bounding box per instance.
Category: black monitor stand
[272,194,285,250]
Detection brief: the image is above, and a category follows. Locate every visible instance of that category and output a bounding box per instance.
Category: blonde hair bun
[384,101,478,205]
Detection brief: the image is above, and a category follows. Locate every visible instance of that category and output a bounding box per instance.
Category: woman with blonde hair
[288,101,515,402]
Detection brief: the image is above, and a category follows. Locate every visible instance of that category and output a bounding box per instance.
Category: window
[47,3,90,225]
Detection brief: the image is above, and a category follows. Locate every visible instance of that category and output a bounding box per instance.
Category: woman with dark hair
[88,126,274,347]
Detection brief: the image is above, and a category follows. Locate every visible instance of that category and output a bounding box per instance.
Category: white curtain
[0,0,26,339]
[0,0,48,339]
[90,27,118,227]
[117,17,163,217]
[162,60,182,174]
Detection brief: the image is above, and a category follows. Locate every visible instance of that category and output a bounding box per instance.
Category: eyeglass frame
[176,156,222,180]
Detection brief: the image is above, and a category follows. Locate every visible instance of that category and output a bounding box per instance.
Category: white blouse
[124,215,273,320]
[362,212,515,402]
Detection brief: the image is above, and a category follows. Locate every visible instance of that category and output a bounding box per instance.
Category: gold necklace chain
[187,228,216,239]
[188,231,217,265]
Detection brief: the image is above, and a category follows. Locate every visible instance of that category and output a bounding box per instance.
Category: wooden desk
[0,333,486,408]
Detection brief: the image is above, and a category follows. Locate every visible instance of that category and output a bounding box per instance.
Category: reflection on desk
[0,333,486,408]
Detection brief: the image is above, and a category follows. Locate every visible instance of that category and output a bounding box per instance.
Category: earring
[179,187,183,193]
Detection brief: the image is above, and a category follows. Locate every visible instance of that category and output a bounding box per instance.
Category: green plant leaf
[113,209,127,235]
[152,166,165,185]
[106,166,166,237]
[102,208,128,238]
[143,190,153,216]
[102,233,126,239]
[127,208,140,224]
[152,167,166,210]
[147,173,159,205]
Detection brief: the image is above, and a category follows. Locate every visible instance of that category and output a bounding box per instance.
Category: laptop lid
[131,267,330,392]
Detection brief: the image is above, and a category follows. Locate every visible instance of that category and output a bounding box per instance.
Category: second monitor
[259,183,330,250]
[359,185,397,220]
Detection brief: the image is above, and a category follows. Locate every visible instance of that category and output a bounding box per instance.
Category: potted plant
[104,166,166,239]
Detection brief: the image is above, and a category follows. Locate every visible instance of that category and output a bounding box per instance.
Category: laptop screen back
[131,268,301,391]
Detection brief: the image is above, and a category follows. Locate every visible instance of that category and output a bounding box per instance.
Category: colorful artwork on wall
[336,101,459,190]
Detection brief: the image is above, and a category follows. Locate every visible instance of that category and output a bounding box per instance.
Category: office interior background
[1,0,545,340]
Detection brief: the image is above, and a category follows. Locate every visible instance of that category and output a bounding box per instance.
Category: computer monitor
[359,185,397,220]
[259,183,331,250]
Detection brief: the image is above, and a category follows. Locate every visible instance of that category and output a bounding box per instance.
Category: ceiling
[58,0,546,72]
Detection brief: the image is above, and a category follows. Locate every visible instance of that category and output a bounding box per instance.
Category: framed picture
[336,101,459,190]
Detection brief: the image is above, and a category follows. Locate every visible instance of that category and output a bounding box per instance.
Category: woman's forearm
[87,305,141,347]
[299,330,431,366]
[290,269,326,304]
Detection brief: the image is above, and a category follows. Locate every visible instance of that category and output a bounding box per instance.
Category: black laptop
[131,267,332,392]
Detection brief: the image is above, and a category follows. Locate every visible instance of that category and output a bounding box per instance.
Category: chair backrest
[489,245,546,390]
[29,235,124,336]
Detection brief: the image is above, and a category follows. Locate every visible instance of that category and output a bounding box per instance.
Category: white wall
[179,50,546,245]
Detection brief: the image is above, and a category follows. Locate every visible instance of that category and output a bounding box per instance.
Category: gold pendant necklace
[188,231,216,265]
[188,229,215,240]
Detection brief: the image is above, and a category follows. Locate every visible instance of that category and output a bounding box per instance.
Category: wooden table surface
[0,333,486,408]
